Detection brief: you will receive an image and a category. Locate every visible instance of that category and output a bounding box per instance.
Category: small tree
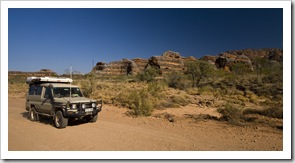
[165,71,189,90]
[136,67,160,83]
[184,60,215,87]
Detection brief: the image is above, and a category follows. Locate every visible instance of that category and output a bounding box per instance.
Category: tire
[54,110,68,128]
[28,106,39,121]
[88,114,98,123]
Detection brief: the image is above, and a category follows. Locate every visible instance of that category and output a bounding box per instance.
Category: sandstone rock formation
[224,48,283,63]
[145,51,186,74]
[199,56,217,65]
[215,52,253,71]
[92,51,196,75]
[93,59,142,75]
[214,48,283,71]
[92,48,282,76]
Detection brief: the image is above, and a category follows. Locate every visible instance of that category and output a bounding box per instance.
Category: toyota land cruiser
[25,77,102,128]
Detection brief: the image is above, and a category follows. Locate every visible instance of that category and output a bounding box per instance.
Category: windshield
[53,87,83,98]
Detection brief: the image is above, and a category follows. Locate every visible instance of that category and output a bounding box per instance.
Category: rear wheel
[54,110,68,128]
[28,106,39,121]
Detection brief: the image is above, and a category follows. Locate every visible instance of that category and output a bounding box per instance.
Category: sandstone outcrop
[199,56,217,65]
[93,59,142,75]
[92,48,282,75]
[214,48,282,71]
[215,52,253,70]
[92,51,196,75]
[145,51,187,74]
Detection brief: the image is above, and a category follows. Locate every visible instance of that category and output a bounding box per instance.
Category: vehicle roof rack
[26,76,73,85]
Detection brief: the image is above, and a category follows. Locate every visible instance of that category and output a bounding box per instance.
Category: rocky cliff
[200,48,282,71]
[92,51,197,75]
[92,48,283,75]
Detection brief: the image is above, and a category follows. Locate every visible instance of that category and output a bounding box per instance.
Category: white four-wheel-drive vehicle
[25,76,102,128]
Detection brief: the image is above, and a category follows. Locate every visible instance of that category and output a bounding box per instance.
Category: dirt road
[8,98,282,151]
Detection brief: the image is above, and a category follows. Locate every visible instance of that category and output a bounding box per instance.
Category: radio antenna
[70,65,72,100]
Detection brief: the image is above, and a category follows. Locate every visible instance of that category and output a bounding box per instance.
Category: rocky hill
[201,48,282,71]
[92,48,283,75]
[92,51,197,75]
[9,49,282,77]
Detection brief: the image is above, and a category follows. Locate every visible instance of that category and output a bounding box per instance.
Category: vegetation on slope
[8,49,283,128]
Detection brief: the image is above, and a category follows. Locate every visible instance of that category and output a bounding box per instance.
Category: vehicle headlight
[82,104,86,109]
[71,104,77,109]
[91,103,96,108]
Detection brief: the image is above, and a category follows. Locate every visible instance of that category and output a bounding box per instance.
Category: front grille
[79,103,92,108]
[72,103,92,111]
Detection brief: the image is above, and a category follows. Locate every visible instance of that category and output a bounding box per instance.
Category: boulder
[200,55,217,66]
[215,52,253,71]
[145,51,185,74]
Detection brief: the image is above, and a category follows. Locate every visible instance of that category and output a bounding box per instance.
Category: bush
[114,81,166,116]
[184,60,216,87]
[128,89,154,116]
[262,106,283,119]
[136,67,159,82]
[147,81,166,99]
[217,103,244,124]
[243,104,283,119]
[165,71,189,90]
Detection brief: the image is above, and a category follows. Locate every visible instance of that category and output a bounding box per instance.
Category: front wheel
[88,114,98,122]
[54,110,68,128]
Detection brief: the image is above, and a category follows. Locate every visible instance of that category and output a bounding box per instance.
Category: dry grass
[8,83,27,98]
[8,73,283,128]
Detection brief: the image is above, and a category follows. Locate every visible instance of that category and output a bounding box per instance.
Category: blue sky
[8,8,283,75]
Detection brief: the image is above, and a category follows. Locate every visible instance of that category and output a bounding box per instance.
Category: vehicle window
[53,87,83,98]
[35,86,43,95]
[29,86,35,95]
[72,88,83,97]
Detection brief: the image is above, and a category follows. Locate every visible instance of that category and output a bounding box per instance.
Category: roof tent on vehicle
[26,77,73,85]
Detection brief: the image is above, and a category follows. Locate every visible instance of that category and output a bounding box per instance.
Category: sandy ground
[8,97,282,151]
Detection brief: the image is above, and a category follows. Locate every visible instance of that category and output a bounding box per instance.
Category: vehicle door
[40,86,53,114]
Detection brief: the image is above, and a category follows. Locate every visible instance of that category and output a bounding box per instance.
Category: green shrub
[217,103,244,124]
[243,105,283,119]
[128,89,154,116]
[165,71,189,90]
[147,81,166,98]
[184,60,216,87]
[262,106,283,119]
[113,81,166,116]
[136,67,159,82]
